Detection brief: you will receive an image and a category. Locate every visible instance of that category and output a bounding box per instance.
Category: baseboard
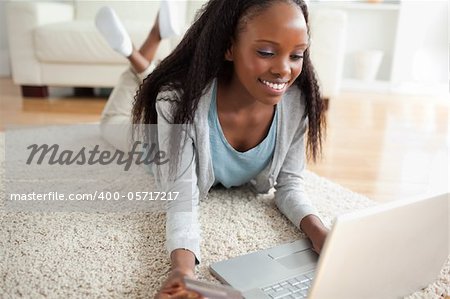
[0,49,11,77]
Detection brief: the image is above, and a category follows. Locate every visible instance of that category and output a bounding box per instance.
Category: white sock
[159,0,186,39]
[95,6,133,57]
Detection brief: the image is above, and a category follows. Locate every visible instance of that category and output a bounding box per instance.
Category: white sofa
[6,0,346,99]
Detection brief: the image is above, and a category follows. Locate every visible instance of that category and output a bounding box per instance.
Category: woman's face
[227,1,309,106]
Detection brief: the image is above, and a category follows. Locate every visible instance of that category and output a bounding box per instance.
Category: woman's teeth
[261,79,287,90]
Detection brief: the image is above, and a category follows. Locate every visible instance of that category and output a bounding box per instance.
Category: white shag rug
[0,129,448,298]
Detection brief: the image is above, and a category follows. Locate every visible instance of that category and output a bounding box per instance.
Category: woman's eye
[290,54,304,61]
[257,51,274,57]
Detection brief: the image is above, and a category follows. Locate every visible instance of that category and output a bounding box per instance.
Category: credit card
[183,277,243,299]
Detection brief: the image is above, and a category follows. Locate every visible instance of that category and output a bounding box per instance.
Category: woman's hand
[300,215,329,254]
[309,225,329,254]
[155,267,204,299]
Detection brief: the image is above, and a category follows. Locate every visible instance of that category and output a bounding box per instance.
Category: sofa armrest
[309,9,347,99]
[6,1,74,85]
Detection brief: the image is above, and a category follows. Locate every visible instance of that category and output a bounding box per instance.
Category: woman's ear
[225,45,234,61]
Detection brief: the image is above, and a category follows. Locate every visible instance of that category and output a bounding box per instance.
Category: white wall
[0,1,11,77]
[391,0,448,87]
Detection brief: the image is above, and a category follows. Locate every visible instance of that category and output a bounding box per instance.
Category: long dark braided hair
[132,0,326,162]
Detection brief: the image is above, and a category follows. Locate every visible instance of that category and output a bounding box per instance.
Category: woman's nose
[270,57,291,78]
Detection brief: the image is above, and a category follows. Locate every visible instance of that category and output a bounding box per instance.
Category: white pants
[99,64,155,152]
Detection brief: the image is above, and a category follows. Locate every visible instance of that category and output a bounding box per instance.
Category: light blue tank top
[208,83,277,188]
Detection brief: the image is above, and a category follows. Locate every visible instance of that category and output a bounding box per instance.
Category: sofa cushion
[74,0,160,22]
[34,20,171,64]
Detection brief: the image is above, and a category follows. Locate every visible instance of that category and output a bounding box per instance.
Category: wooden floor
[0,77,448,203]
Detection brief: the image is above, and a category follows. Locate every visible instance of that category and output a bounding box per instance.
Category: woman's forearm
[170,249,196,276]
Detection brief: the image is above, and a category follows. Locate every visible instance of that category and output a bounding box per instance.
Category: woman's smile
[258,78,289,95]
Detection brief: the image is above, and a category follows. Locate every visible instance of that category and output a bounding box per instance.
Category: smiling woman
[215,2,310,153]
[222,2,308,102]
[95,0,326,297]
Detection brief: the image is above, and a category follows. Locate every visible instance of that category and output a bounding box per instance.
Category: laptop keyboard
[261,270,315,299]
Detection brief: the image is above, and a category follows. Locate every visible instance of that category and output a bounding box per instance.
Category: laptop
[209,193,449,299]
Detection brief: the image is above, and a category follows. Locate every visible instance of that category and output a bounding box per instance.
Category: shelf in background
[309,1,401,11]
